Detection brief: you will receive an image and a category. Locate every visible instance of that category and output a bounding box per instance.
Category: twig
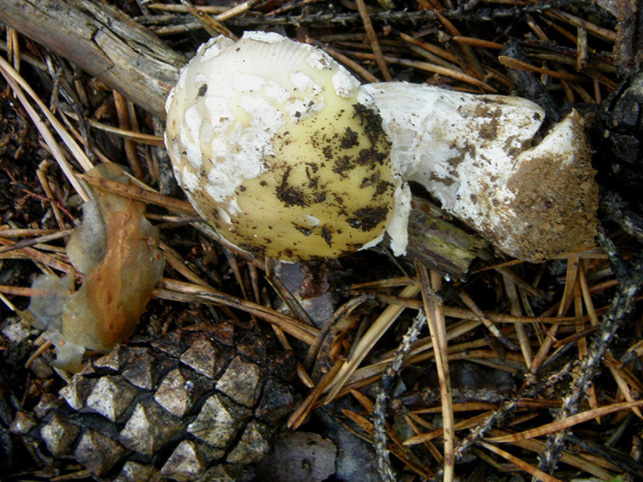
[600,189,643,242]
[354,0,391,82]
[180,0,237,40]
[0,0,184,117]
[373,311,427,482]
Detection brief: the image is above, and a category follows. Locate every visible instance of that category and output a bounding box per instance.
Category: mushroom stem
[364,82,599,262]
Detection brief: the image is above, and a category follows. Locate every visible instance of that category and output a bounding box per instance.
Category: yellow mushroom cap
[165,32,397,261]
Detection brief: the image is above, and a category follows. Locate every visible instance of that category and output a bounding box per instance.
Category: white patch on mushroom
[165,87,176,114]
[305,49,332,71]
[184,105,202,142]
[356,88,378,110]
[170,140,181,169]
[332,69,360,98]
[176,64,189,91]
[242,31,286,44]
[302,214,321,227]
[233,72,266,93]
[240,94,283,127]
[179,122,202,170]
[290,71,321,95]
[385,183,411,256]
[217,207,232,225]
[359,230,386,251]
[204,97,234,133]
[180,166,200,194]
[199,36,234,62]
[265,81,291,104]
[285,98,324,122]
[208,71,226,86]
[196,94,284,212]
[195,73,208,85]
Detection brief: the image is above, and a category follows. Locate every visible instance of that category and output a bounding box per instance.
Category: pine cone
[594,72,643,208]
[18,324,297,481]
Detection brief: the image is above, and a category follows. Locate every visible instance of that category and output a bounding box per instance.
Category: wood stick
[0,0,185,117]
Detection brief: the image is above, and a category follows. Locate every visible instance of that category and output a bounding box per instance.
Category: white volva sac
[365,83,598,261]
[165,32,598,262]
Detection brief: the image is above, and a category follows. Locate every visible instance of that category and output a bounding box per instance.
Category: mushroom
[165,32,598,262]
[164,31,405,261]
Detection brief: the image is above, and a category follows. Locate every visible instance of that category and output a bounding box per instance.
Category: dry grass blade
[159,241,212,288]
[399,32,459,66]
[156,278,319,345]
[477,441,563,482]
[0,57,91,201]
[321,44,379,83]
[180,0,237,39]
[498,55,589,82]
[453,36,503,50]
[459,289,517,350]
[288,359,344,430]
[324,319,483,399]
[62,112,164,145]
[0,242,72,274]
[503,275,532,366]
[75,173,196,214]
[418,264,455,481]
[146,3,227,13]
[0,285,56,298]
[404,411,491,446]
[0,228,60,238]
[499,432,618,479]
[604,352,643,418]
[342,409,435,480]
[546,9,617,42]
[113,91,143,179]
[529,255,580,375]
[362,292,582,326]
[323,282,420,402]
[0,58,93,172]
[487,400,643,443]
[434,11,485,81]
[36,162,67,229]
[0,230,72,255]
[361,52,497,92]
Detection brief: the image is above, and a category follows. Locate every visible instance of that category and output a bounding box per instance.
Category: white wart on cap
[165,32,398,261]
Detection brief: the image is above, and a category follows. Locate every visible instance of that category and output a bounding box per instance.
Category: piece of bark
[405,205,487,278]
[0,0,185,117]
